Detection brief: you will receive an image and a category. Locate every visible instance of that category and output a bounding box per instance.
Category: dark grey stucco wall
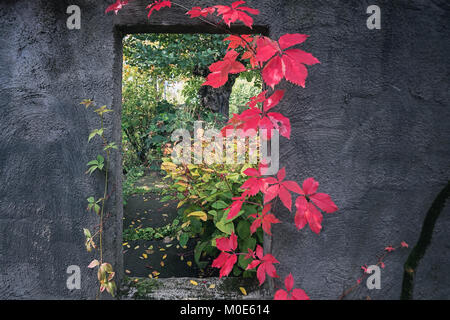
[269,0,450,299]
[0,0,123,299]
[0,0,448,299]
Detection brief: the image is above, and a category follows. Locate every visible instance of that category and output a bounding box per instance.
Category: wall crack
[400,181,450,299]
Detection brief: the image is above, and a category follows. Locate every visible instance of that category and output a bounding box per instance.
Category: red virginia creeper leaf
[105,0,129,14]
[274,273,309,300]
[203,50,246,88]
[212,233,238,278]
[256,34,319,88]
[186,6,215,18]
[214,1,260,28]
[263,167,301,211]
[147,0,172,18]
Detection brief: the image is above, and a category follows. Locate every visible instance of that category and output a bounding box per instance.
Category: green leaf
[86,166,98,175]
[236,220,251,240]
[239,237,256,253]
[238,254,251,270]
[87,160,98,166]
[215,219,234,235]
[179,233,189,247]
[194,241,209,268]
[212,200,228,209]
[104,142,118,151]
[88,129,103,142]
[83,228,91,238]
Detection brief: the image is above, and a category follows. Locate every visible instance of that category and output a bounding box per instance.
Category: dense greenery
[160,154,263,278]
[122,34,263,280]
[122,33,260,172]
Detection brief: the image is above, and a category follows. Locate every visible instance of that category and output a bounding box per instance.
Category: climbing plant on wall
[104,0,336,299]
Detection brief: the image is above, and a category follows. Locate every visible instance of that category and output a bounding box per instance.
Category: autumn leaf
[264,167,302,211]
[274,273,309,300]
[294,177,338,234]
[212,233,238,278]
[245,245,279,285]
[105,0,129,15]
[222,90,290,139]
[214,1,260,28]
[250,203,280,235]
[88,259,99,268]
[240,163,271,196]
[186,6,215,18]
[187,211,208,221]
[147,0,172,18]
[224,192,248,220]
[190,280,198,286]
[203,50,246,88]
[224,34,254,51]
[255,34,319,88]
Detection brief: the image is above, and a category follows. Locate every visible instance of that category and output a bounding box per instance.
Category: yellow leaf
[177,200,187,208]
[175,181,189,188]
[122,242,128,246]
[161,162,177,172]
[190,280,198,286]
[239,287,247,296]
[142,253,148,259]
[187,261,192,267]
[181,221,191,229]
[209,284,216,289]
[162,254,167,260]
[134,245,139,250]
[160,261,165,267]
[187,211,207,221]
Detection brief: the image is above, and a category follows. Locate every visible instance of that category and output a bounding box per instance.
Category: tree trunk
[194,66,238,121]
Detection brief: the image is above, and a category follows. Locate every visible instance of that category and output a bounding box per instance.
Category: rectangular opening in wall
[120,33,265,299]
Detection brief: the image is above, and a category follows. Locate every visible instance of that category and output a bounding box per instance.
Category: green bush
[160,155,263,277]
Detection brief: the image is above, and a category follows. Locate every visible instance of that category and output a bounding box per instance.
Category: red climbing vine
[106,0,337,300]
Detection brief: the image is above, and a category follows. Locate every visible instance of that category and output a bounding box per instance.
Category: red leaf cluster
[294,178,338,234]
[264,167,302,211]
[105,0,130,14]
[203,50,246,88]
[212,233,238,278]
[186,1,259,29]
[222,90,290,139]
[274,274,310,300]
[249,203,280,235]
[147,0,172,18]
[245,245,279,285]
[214,1,260,28]
[256,34,320,88]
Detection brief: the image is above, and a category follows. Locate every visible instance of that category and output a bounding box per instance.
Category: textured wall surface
[0,0,448,299]
[0,0,123,299]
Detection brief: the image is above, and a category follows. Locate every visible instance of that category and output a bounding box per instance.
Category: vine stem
[96,114,111,299]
